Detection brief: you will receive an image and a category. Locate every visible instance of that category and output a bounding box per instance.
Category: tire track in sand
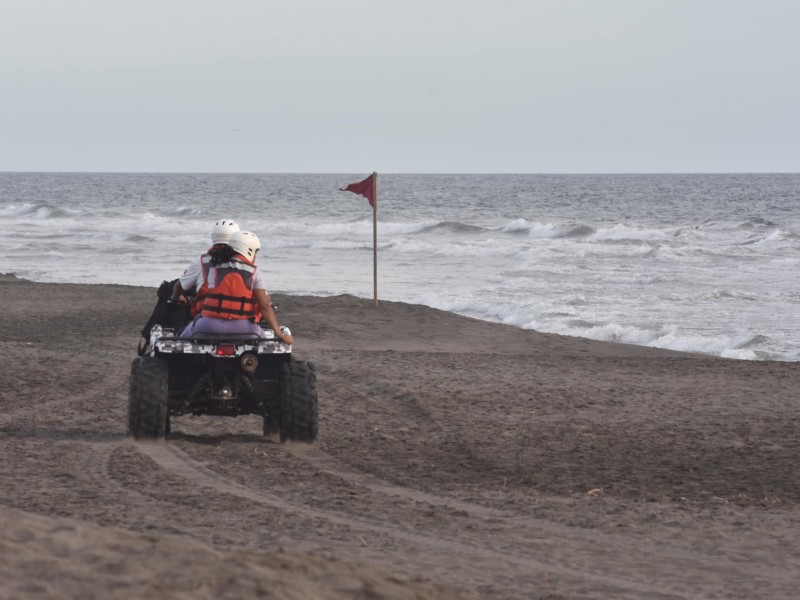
[285,443,797,597]
[286,444,511,520]
[0,371,125,428]
[78,440,152,501]
[135,442,696,599]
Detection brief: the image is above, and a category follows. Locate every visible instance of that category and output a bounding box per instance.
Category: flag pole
[372,171,378,306]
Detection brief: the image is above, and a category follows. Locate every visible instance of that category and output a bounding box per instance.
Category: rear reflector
[215,344,236,356]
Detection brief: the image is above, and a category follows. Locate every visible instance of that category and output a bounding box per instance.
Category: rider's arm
[170,280,186,303]
[171,257,202,303]
[253,289,294,345]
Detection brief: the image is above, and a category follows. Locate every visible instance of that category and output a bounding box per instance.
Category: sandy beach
[1,273,798,599]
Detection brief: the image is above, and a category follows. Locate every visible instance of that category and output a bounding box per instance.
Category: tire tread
[279,361,318,443]
[129,357,169,439]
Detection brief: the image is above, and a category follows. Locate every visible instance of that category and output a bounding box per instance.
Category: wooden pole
[372,172,378,306]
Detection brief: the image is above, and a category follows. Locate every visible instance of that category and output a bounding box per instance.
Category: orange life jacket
[200,255,259,321]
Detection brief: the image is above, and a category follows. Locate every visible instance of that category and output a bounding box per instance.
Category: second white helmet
[228,231,261,261]
[210,219,240,244]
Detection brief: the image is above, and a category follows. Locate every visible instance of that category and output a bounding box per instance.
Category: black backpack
[137,279,192,355]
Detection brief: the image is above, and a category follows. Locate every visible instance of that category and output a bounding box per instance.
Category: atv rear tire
[129,357,169,440]
[278,361,318,443]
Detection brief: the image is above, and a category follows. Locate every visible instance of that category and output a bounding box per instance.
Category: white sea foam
[167,206,206,218]
[0,203,82,219]
[590,223,670,241]
[499,219,589,239]
[301,220,440,237]
[384,238,512,257]
[523,320,761,360]
[309,239,371,250]
[500,218,535,234]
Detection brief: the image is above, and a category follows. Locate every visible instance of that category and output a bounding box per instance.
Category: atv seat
[177,332,269,342]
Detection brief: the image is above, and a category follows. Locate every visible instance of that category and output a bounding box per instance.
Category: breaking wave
[417,296,764,361]
[167,206,206,218]
[417,221,488,234]
[738,216,778,228]
[0,203,82,219]
[497,219,669,242]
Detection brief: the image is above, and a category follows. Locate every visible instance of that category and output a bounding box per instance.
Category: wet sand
[1,274,798,599]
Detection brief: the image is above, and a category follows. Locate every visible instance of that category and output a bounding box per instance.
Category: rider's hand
[278,332,294,345]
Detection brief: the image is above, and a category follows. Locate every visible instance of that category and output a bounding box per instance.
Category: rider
[177,230,294,344]
[171,219,239,316]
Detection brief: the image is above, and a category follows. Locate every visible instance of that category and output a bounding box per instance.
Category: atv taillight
[215,344,236,356]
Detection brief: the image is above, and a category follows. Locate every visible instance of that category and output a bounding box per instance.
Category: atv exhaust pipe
[241,353,258,374]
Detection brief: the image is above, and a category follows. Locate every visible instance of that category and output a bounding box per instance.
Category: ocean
[1,172,798,361]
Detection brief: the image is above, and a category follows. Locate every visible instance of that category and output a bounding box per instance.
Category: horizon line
[1,170,798,176]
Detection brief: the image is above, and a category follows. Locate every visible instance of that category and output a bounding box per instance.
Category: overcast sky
[1,0,798,173]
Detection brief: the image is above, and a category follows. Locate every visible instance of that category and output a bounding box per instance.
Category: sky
[1,0,798,173]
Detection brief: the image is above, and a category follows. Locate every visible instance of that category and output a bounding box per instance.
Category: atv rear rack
[149,324,292,356]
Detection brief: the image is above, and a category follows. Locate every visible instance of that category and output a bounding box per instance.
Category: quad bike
[128,321,318,442]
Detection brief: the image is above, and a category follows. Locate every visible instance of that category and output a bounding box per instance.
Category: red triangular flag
[339,173,376,207]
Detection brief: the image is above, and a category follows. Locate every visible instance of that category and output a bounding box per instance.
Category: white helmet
[228,231,261,261]
[210,219,240,244]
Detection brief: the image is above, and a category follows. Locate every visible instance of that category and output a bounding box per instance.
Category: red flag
[340,173,376,207]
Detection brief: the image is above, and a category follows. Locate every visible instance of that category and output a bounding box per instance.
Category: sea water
[1,172,798,361]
